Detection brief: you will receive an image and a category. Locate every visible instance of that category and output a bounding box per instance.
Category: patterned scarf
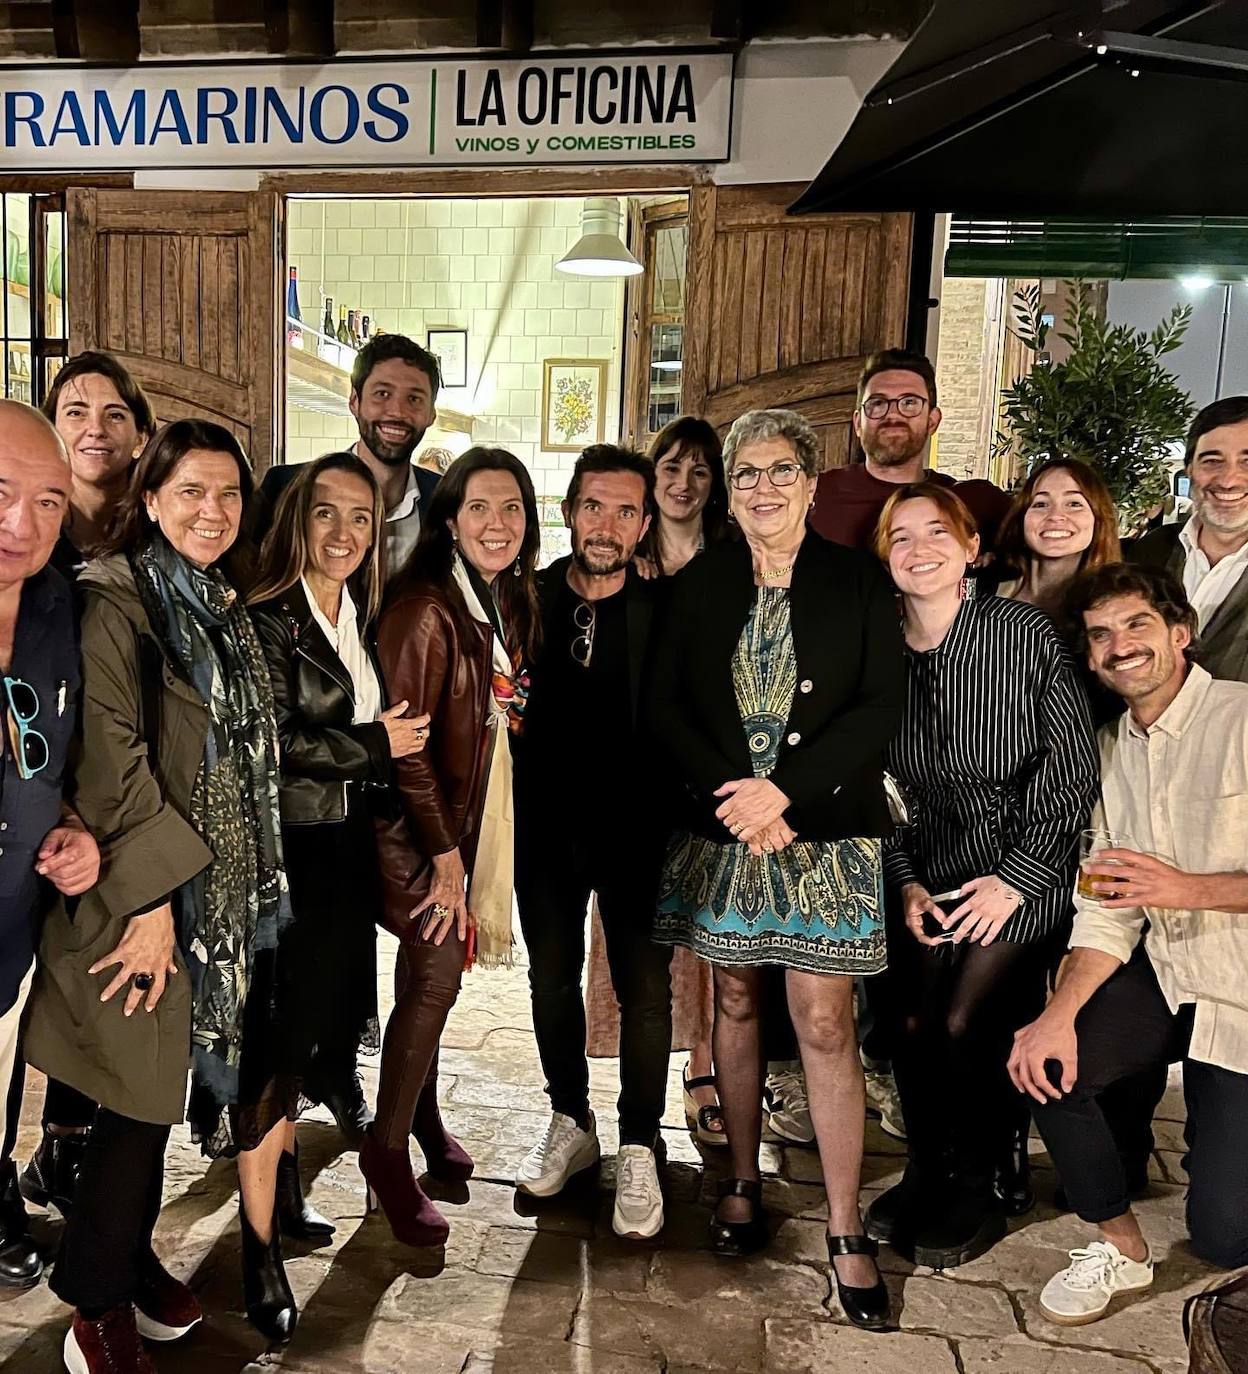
[129,532,291,1140]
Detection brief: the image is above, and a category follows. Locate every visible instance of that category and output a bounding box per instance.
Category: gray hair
[722,408,820,477]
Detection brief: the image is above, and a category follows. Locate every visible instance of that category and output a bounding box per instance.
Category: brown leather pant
[374,932,466,1150]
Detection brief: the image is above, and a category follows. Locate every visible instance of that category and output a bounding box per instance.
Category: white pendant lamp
[555,197,643,278]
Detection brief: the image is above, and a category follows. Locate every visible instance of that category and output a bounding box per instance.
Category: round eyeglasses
[861,394,928,420]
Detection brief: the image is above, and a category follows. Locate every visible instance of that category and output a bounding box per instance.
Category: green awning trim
[946,217,1248,280]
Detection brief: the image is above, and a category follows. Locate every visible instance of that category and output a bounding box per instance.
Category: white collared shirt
[1178,516,1248,630]
[351,443,422,581]
[301,577,382,725]
[1069,664,1248,1074]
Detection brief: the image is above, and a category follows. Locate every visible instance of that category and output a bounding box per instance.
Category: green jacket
[25,554,212,1125]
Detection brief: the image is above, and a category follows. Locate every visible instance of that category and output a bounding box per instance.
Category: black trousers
[892,929,1048,1190]
[515,828,672,1145]
[50,1109,170,1312]
[1031,949,1248,1268]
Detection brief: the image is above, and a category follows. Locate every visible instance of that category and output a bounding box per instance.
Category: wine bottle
[286,266,303,349]
[360,315,370,343]
[348,310,360,349]
[319,296,335,360]
[336,306,350,345]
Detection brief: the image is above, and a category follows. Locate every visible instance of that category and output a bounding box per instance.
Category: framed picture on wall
[427,328,468,388]
[542,358,608,452]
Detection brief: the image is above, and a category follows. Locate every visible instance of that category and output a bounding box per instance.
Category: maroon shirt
[809,463,1012,553]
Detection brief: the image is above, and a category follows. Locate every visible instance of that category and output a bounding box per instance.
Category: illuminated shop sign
[0,53,734,171]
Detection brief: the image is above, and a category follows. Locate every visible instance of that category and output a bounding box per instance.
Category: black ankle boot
[20,1128,85,1219]
[320,1072,373,1145]
[276,1143,334,1241]
[994,1126,1035,1217]
[239,1204,297,1343]
[0,1162,41,1288]
[912,1183,1005,1270]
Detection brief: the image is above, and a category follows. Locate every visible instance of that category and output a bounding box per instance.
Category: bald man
[0,401,98,1287]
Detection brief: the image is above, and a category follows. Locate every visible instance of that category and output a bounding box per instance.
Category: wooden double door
[683,183,912,469]
[68,188,282,473]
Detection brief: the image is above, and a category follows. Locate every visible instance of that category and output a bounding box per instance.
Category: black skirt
[278,799,381,1102]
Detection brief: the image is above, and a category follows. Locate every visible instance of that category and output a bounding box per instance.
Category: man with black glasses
[512,445,674,1243]
[0,402,98,1285]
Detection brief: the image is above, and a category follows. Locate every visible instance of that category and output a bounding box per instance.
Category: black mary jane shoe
[827,1233,890,1330]
[709,1178,769,1257]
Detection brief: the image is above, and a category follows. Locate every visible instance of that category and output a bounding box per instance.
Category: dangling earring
[959,565,975,601]
[513,558,521,578]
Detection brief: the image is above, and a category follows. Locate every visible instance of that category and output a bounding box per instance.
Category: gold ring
[432,903,450,918]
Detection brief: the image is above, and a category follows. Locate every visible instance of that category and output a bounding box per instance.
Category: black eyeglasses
[727,462,803,491]
[861,394,928,420]
[4,676,49,780]
[571,601,596,669]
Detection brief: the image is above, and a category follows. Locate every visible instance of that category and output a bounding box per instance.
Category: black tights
[893,937,1047,1191]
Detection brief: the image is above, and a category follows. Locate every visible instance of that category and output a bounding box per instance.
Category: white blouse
[301,577,382,724]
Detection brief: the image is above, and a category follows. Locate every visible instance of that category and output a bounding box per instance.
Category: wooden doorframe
[622,195,689,451]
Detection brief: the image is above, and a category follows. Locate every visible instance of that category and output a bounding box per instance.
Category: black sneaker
[912,1186,1006,1270]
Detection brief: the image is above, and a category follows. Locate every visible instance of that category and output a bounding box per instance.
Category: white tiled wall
[286,197,626,541]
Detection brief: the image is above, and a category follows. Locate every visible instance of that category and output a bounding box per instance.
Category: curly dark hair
[1065,561,1199,662]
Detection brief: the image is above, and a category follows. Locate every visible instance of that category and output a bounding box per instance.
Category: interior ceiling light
[556,197,643,278]
[1179,273,1215,292]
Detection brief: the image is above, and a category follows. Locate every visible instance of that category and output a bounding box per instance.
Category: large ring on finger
[763,843,774,854]
[132,972,155,991]
[432,903,451,918]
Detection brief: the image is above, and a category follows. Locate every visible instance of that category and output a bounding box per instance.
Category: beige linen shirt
[1070,664,1248,1073]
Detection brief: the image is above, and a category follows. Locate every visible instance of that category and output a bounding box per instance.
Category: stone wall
[933,275,1003,481]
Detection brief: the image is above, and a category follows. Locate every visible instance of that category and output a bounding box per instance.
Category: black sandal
[827,1233,890,1330]
[710,1178,768,1257]
[682,1064,727,1148]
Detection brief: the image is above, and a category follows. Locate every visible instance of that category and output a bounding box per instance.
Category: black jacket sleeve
[252,607,392,783]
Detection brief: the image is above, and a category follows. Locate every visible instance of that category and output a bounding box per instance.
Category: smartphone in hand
[923,888,962,943]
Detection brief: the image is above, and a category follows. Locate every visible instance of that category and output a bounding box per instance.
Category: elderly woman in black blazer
[650,407,905,1330]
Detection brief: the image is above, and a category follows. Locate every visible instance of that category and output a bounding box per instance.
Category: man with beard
[258,334,441,580]
[512,445,674,1243]
[809,349,1010,553]
[1133,397,1248,681]
[1010,562,1248,1323]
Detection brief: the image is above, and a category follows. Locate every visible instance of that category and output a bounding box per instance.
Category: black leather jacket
[251,584,392,825]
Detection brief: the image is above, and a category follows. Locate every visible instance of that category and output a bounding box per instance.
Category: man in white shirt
[1009,562,1248,1326]
[259,334,442,580]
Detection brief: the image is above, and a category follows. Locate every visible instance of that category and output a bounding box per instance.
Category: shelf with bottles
[3,340,33,404]
[286,339,471,433]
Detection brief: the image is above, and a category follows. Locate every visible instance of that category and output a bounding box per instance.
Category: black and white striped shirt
[884,595,1100,944]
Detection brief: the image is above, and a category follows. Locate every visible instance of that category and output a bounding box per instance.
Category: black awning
[791,0,1248,217]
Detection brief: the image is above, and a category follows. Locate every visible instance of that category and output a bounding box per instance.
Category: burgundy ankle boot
[359,1128,450,1247]
[411,1081,474,1183]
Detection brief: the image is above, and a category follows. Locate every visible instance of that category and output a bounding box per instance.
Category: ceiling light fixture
[556,197,643,278]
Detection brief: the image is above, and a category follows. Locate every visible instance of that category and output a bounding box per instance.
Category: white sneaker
[612,1145,664,1240]
[515,1111,600,1198]
[1039,1240,1154,1325]
[864,1068,907,1140]
[764,1063,814,1144]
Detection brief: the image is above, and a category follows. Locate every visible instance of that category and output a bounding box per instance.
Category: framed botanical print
[541,358,608,452]
[426,328,468,388]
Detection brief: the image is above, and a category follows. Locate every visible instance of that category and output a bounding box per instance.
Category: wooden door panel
[68,188,281,473]
[685,185,911,470]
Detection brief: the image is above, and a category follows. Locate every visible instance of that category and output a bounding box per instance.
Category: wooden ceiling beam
[51,0,140,59]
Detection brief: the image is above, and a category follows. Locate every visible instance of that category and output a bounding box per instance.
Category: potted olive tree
[996,281,1194,530]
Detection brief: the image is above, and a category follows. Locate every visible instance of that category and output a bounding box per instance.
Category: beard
[1194,486,1248,535]
[357,416,426,467]
[863,423,927,468]
[573,535,631,576]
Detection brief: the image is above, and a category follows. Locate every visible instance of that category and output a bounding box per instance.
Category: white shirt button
[799,679,813,694]
[786,732,801,746]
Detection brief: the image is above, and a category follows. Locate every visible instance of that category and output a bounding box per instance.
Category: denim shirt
[0,566,79,1015]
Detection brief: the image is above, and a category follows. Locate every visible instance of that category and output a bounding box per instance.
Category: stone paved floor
[0,932,1213,1373]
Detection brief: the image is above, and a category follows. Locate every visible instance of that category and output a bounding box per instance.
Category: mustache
[1106,652,1152,669]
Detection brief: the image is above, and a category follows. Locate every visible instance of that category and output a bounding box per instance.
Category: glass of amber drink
[1078,828,1135,901]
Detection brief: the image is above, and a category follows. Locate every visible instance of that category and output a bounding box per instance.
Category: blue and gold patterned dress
[654,586,886,975]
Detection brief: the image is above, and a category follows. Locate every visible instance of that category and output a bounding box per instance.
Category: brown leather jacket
[373,578,494,940]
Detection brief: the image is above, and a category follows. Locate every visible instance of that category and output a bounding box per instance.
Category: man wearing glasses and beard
[511,445,675,1245]
[0,402,98,1285]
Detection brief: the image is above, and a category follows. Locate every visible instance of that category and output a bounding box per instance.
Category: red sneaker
[134,1254,203,1341]
[63,1306,156,1373]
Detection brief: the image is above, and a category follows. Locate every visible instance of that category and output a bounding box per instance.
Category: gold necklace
[757,563,795,580]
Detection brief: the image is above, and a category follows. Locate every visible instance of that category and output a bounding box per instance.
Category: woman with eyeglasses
[367,447,540,1246]
[584,417,732,1148]
[26,419,306,1363]
[866,484,1098,1272]
[649,408,905,1330]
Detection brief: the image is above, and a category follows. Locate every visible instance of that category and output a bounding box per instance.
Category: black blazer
[648,533,906,843]
[250,583,392,825]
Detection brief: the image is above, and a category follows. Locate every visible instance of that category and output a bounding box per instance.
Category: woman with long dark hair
[26,419,305,1364]
[249,453,431,1241]
[365,446,541,1246]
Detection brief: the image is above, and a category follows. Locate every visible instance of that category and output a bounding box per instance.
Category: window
[624,198,689,451]
[2,193,68,406]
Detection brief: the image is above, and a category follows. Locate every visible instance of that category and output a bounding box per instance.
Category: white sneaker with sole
[515,1111,600,1198]
[612,1145,664,1240]
[764,1063,814,1144]
[1039,1240,1153,1325]
[863,1068,906,1140]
